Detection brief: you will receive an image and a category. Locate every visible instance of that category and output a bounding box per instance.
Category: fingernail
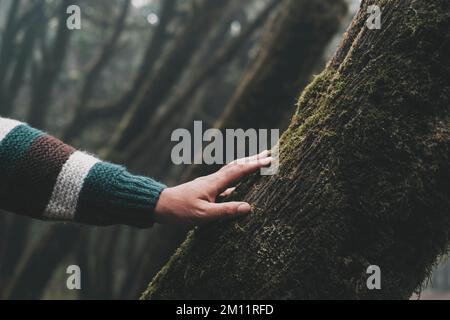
[237,203,251,214]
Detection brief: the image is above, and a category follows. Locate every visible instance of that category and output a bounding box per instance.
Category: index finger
[210,153,272,192]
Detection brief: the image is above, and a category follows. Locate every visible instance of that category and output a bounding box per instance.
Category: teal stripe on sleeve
[75,161,166,228]
[0,124,44,177]
[0,124,45,213]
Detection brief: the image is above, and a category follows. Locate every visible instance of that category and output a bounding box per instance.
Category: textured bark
[143,0,450,299]
[123,0,347,299]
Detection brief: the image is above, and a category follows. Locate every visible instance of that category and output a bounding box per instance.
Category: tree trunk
[143,0,450,299]
[125,0,347,299]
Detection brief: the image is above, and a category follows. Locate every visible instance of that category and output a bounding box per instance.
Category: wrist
[153,187,172,224]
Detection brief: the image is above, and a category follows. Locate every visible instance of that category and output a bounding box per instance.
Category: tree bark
[123,0,347,299]
[143,0,450,299]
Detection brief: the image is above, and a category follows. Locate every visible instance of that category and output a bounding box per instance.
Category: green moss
[141,230,196,299]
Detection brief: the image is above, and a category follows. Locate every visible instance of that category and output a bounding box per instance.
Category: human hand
[153,150,272,226]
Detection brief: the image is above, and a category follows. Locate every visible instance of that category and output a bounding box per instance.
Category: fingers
[236,149,270,163]
[205,201,251,219]
[211,151,272,192]
[219,187,236,197]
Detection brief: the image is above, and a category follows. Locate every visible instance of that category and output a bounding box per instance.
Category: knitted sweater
[0,117,166,228]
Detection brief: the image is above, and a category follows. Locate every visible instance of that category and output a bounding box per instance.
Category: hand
[154,150,272,226]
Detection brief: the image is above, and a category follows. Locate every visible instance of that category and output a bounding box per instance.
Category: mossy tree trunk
[143,0,450,299]
[119,0,347,300]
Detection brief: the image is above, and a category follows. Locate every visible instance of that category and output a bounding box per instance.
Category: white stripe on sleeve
[0,118,22,143]
[44,151,100,220]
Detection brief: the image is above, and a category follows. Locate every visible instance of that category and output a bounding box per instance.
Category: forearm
[0,117,166,228]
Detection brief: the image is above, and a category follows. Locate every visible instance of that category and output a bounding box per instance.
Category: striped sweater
[0,117,166,228]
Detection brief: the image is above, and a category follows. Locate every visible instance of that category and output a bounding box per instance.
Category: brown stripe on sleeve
[7,135,76,219]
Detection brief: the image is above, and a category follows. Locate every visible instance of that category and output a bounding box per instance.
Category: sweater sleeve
[0,117,166,228]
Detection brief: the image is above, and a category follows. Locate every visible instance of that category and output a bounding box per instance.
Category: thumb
[206,202,252,218]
